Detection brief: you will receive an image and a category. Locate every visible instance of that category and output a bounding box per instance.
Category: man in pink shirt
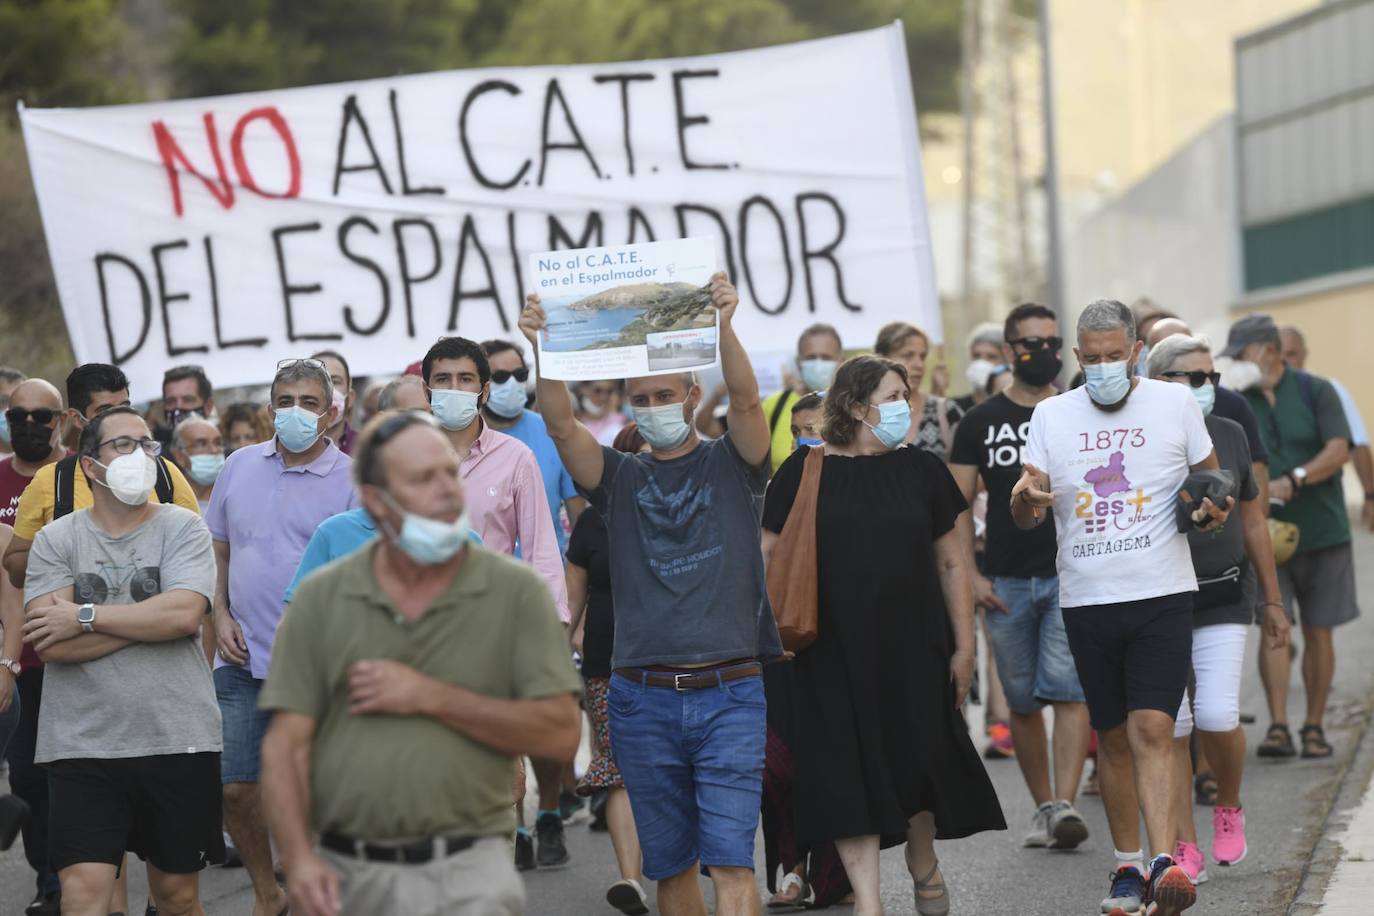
[420,336,574,869]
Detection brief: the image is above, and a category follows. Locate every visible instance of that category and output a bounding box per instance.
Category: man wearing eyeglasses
[949,303,1093,855]
[1,367,202,916]
[19,406,223,916]
[5,365,201,590]
[207,357,358,916]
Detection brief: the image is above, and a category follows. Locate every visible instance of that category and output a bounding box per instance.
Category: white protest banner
[532,238,718,381]
[19,23,939,397]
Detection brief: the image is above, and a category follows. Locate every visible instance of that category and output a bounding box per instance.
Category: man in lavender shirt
[207,358,357,916]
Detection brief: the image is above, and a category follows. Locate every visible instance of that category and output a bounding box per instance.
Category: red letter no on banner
[230,107,302,201]
[153,106,301,217]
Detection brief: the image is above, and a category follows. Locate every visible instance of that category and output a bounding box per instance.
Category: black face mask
[10,421,56,462]
[165,406,205,430]
[1012,349,1063,387]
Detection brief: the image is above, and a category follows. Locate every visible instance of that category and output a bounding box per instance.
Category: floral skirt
[576,676,624,795]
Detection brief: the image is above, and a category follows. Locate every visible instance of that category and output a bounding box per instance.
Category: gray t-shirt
[581,436,784,669]
[1187,414,1260,629]
[25,504,222,763]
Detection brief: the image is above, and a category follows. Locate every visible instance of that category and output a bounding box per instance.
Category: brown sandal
[1257,723,1296,758]
[1193,771,1218,806]
[1300,724,1334,759]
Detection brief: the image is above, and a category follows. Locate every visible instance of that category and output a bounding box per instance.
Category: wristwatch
[77,603,96,634]
[1291,466,1308,488]
[0,659,20,677]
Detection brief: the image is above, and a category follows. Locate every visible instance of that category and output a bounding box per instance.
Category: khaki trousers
[321,836,524,916]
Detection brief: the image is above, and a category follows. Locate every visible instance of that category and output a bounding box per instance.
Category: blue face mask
[1135,344,1151,376]
[486,378,527,419]
[863,400,911,449]
[796,436,823,449]
[1083,360,1133,407]
[1192,382,1216,417]
[799,358,838,393]
[381,492,471,565]
[188,453,225,486]
[431,388,481,431]
[632,401,693,452]
[0,409,9,447]
[274,406,324,453]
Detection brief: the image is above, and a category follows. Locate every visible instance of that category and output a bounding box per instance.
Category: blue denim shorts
[213,665,271,784]
[608,671,766,881]
[985,576,1086,714]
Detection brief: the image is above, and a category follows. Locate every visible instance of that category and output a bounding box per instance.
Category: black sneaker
[514,830,536,871]
[536,812,571,868]
[24,891,60,916]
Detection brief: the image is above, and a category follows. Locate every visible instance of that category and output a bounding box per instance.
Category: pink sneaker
[1213,805,1248,866]
[1173,840,1209,885]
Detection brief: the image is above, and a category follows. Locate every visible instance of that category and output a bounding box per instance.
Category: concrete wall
[1062,114,1240,340]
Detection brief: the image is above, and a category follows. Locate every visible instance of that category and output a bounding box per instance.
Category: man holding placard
[520,254,781,916]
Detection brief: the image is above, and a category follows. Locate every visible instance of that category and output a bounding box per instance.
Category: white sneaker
[1023,802,1054,847]
[1047,800,1089,850]
[607,878,650,916]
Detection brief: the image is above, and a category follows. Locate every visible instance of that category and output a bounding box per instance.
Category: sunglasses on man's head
[1009,336,1063,352]
[1160,370,1221,389]
[6,408,60,426]
[491,367,529,385]
[277,358,325,372]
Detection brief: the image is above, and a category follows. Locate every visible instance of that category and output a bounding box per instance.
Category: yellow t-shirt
[14,458,201,541]
[762,389,800,474]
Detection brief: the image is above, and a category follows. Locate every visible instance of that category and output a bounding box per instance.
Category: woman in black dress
[761,355,1005,916]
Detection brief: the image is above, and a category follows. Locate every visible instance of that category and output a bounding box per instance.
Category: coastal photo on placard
[530,238,719,381]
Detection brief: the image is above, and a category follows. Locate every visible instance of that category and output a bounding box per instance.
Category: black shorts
[1062,593,1193,731]
[47,753,224,874]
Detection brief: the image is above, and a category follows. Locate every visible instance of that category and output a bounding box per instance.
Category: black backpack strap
[154,457,176,505]
[53,455,78,521]
[768,390,796,435]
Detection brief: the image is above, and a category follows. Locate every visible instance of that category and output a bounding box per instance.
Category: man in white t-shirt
[1012,299,1232,916]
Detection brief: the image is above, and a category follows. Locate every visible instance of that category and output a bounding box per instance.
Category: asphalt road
[3,526,1371,916]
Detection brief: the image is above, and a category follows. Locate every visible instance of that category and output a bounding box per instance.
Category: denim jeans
[608,671,766,881]
[985,576,1085,714]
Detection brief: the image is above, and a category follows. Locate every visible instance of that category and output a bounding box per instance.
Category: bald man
[0,377,66,912]
[172,416,227,512]
[1280,327,1373,533]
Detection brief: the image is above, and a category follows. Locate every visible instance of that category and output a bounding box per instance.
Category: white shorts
[1175,623,1249,738]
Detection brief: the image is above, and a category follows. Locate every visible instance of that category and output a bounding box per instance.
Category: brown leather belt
[614,661,762,691]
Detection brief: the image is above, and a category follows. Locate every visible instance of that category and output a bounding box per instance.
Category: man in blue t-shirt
[521,272,781,916]
[480,340,584,553]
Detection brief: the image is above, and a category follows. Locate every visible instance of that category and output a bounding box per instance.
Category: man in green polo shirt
[259,411,582,916]
[1223,314,1358,761]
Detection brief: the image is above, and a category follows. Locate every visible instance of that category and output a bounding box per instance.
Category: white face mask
[92,451,158,506]
[580,395,607,418]
[1219,358,1262,392]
